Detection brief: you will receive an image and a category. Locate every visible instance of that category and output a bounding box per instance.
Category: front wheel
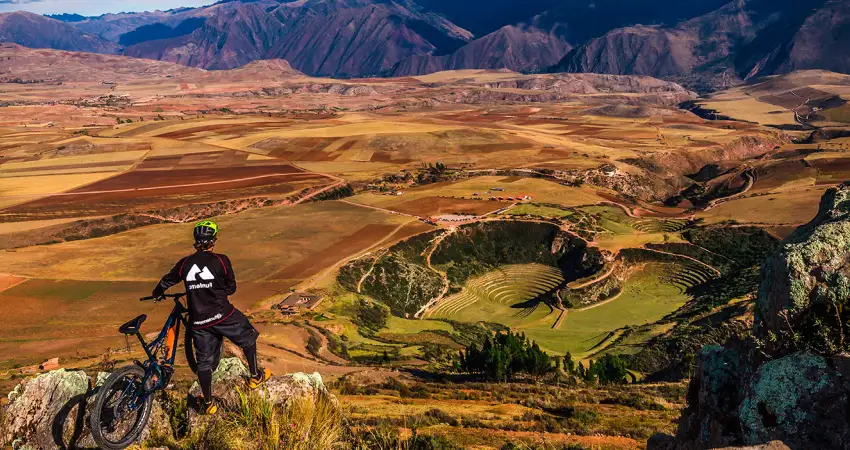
[89,365,154,450]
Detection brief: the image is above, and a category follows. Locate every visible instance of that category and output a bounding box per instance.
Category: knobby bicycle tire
[89,365,154,450]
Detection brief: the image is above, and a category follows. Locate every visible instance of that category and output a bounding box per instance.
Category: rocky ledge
[2,358,334,449]
[650,183,850,450]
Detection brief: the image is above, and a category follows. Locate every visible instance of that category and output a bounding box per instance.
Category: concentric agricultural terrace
[412,209,719,357]
[425,264,564,320]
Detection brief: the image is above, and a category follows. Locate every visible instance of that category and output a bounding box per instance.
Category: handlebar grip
[139,296,156,301]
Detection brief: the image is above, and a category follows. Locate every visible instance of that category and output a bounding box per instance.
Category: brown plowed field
[5,170,326,218]
[152,121,295,139]
[391,196,511,216]
[76,165,303,191]
[752,160,818,192]
[460,143,532,153]
[808,157,850,181]
[254,137,342,161]
[269,223,398,281]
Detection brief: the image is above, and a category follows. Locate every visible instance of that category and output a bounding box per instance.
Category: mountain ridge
[0,0,848,90]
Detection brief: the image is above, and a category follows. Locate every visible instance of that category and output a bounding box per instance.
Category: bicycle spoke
[96,372,148,444]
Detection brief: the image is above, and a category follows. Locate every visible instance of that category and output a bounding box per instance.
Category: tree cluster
[564,352,629,385]
[458,331,553,381]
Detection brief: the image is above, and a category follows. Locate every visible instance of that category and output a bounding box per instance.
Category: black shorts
[191,308,259,372]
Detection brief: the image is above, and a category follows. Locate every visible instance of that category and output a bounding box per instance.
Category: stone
[677,345,745,448]
[657,185,850,450]
[739,352,850,449]
[187,357,335,429]
[3,367,173,450]
[3,369,91,449]
[756,183,850,356]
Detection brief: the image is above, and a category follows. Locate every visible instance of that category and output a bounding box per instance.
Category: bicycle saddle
[119,314,147,335]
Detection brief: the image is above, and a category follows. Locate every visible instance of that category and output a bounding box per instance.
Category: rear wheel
[89,365,154,450]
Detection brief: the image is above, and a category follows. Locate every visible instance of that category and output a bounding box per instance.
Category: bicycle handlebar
[139,293,187,302]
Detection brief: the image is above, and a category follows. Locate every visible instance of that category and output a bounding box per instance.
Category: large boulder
[739,352,850,449]
[187,358,334,429]
[676,345,745,448]
[3,358,333,449]
[2,368,171,449]
[3,369,91,449]
[657,184,850,450]
[757,183,850,356]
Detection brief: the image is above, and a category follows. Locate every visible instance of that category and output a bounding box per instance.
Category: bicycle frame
[124,294,190,405]
[135,298,188,366]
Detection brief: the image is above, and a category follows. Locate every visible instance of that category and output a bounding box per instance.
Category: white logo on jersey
[186,264,215,281]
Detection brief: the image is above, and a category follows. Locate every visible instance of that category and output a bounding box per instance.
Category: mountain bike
[89,293,197,450]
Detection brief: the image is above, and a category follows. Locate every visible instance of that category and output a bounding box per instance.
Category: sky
[0,0,214,16]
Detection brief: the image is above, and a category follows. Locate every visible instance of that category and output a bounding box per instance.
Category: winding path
[414,229,454,318]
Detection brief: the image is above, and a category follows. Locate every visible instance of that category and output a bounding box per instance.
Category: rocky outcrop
[3,358,335,449]
[756,183,850,356]
[3,369,92,449]
[651,184,850,450]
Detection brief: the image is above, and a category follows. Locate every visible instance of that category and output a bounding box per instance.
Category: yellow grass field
[697,187,828,225]
[0,172,121,208]
[0,150,148,172]
[0,200,410,282]
[696,96,797,125]
[351,176,615,209]
[0,217,90,235]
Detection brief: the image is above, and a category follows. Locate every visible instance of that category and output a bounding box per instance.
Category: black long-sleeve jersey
[154,250,237,329]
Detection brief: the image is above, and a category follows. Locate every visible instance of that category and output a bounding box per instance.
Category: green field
[504,203,574,218]
[425,263,689,357]
[426,264,564,320]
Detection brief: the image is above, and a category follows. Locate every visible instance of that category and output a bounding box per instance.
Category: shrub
[423,408,459,427]
[353,299,389,334]
[196,387,346,450]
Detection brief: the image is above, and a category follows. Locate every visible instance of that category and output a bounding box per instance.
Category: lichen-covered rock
[4,369,91,449]
[677,345,745,448]
[656,185,850,450]
[188,357,335,429]
[756,183,850,356]
[2,367,172,450]
[740,352,850,449]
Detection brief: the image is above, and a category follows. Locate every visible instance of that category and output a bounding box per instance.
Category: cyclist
[152,220,271,415]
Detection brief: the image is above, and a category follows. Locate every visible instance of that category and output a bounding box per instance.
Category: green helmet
[194,220,219,245]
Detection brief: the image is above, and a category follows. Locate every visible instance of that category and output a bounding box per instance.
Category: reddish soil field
[391,196,511,216]
[5,175,327,218]
[254,137,342,161]
[155,122,295,140]
[808,157,850,180]
[370,152,413,164]
[460,143,532,153]
[758,87,834,110]
[753,160,818,191]
[269,224,398,281]
[77,165,303,191]
[0,275,27,293]
[498,176,525,183]
[337,140,358,152]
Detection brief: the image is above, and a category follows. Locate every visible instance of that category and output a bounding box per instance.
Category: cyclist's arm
[152,258,185,297]
[222,255,236,296]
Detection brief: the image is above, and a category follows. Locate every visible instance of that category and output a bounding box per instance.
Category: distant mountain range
[1,0,848,91]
